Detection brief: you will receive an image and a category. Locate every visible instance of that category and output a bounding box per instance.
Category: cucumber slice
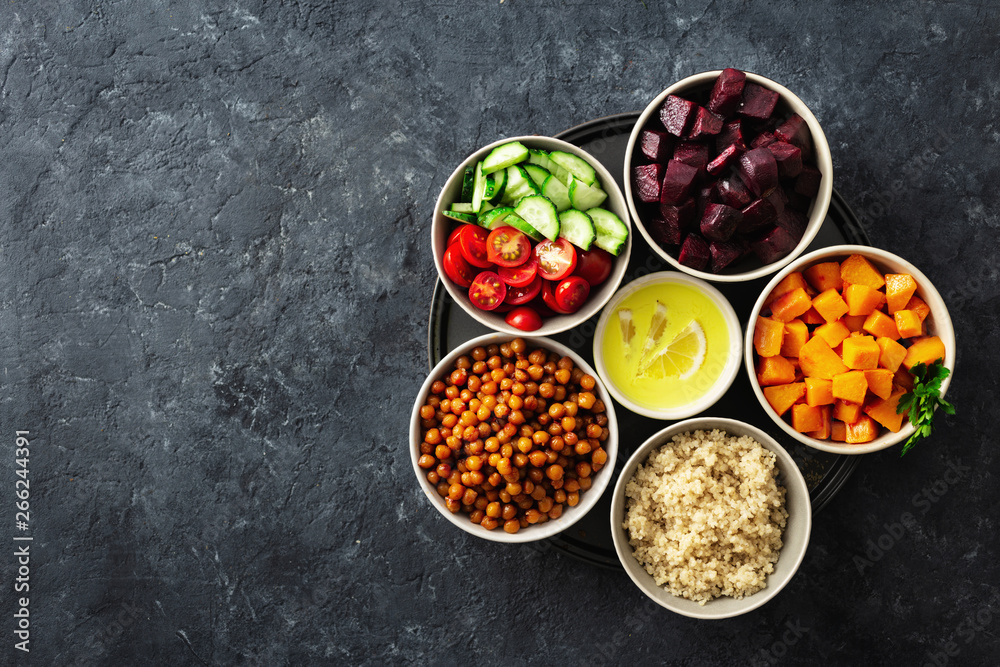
[523,164,551,187]
[471,162,487,212]
[451,203,476,214]
[587,207,629,256]
[527,148,570,184]
[482,141,529,175]
[568,177,608,210]
[501,165,541,206]
[477,206,516,229]
[460,167,475,202]
[550,151,597,186]
[514,195,560,241]
[488,167,507,204]
[443,210,477,224]
[540,175,572,212]
[558,209,596,250]
[498,212,544,242]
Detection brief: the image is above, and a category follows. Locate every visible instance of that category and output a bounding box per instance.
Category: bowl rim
[592,271,743,420]
[623,70,833,283]
[744,244,957,455]
[410,332,620,543]
[432,135,632,336]
[610,417,812,619]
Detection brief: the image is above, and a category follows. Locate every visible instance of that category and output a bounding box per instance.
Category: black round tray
[428,112,865,569]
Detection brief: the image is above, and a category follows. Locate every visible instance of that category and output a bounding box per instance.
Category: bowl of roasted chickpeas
[410,333,619,542]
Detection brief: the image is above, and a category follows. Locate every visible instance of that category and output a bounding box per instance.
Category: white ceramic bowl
[610,417,812,619]
[410,333,619,543]
[433,136,632,336]
[592,271,742,420]
[624,70,833,283]
[745,245,956,455]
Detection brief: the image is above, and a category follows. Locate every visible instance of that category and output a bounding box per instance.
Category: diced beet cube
[708,68,747,117]
[706,143,742,176]
[774,113,812,159]
[659,197,697,228]
[700,203,742,242]
[737,147,779,197]
[633,164,664,203]
[673,142,710,173]
[750,131,778,149]
[714,177,753,209]
[651,199,697,246]
[709,239,748,273]
[660,95,696,137]
[766,187,787,216]
[640,130,674,162]
[660,159,699,205]
[776,207,807,239]
[767,141,803,179]
[785,190,813,213]
[740,82,780,120]
[696,185,716,218]
[751,225,798,264]
[678,234,711,271]
[794,165,822,198]
[739,196,778,233]
[687,106,724,139]
[717,119,746,151]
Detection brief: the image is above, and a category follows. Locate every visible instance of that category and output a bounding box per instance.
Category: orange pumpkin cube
[805,377,835,406]
[813,320,851,348]
[763,382,807,417]
[799,335,849,379]
[902,336,946,370]
[885,273,918,314]
[876,336,908,373]
[863,369,895,400]
[905,295,930,322]
[834,399,863,423]
[894,309,923,338]
[764,272,811,308]
[757,355,797,386]
[864,389,909,433]
[808,405,833,440]
[780,320,809,358]
[842,335,881,370]
[812,288,850,323]
[803,261,844,293]
[863,310,900,340]
[771,287,813,322]
[800,307,825,325]
[842,314,867,332]
[832,371,869,404]
[845,414,879,444]
[754,316,785,358]
[831,420,848,442]
[844,283,885,317]
[840,254,886,290]
[792,403,825,433]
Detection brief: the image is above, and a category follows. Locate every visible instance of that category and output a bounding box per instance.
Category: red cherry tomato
[498,257,538,288]
[553,276,591,314]
[505,306,543,332]
[541,279,574,315]
[446,226,465,248]
[503,274,542,306]
[573,246,614,286]
[468,271,507,311]
[534,238,577,280]
[458,225,493,269]
[443,244,477,288]
[486,226,531,268]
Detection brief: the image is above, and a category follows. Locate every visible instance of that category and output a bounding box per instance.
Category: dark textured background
[1,1,997,665]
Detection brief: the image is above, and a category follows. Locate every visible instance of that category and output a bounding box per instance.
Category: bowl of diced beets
[624,69,833,282]
[745,245,955,455]
[433,136,632,335]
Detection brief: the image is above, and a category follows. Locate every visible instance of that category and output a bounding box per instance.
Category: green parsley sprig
[897,359,955,456]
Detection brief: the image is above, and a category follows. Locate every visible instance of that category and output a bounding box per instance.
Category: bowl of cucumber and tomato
[433,136,632,335]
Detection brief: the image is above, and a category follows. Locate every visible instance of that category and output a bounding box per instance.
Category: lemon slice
[618,308,636,361]
[639,319,707,380]
[637,300,669,369]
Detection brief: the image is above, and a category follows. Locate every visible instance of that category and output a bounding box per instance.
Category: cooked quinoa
[623,429,788,604]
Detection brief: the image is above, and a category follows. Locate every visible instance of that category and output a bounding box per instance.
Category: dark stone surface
[1,1,997,664]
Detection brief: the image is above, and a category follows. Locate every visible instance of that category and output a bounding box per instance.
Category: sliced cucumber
[514,195,560,241]
[558,209,596,250]
[471,162,487,212]
[550,151,597,186]
[568,177,608,210]
[498,212,544,242]
[587,207,629,256]
[540,175,572,212]
[488,167,507,204]
[500,165,541,206]
[527,148,570,184]
[523,164,550,187]
[477,206,516,229]
[482,141,529,175]
[451,202,476,214]
[443,210,477,224]
[460,167,475,202]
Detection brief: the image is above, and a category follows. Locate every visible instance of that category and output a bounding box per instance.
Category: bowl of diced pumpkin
[745,245,955,454]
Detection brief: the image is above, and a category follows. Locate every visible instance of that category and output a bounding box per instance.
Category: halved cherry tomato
[573,246,614,286]
[486,226,531,268]
[468,271,506,311]
[503,274,542,306]
[505,306,542,332]
[554,276,591,314]
[541,279,573,315]
[443,244,478,288]
[458,225,492,269]
[446,225,465,248]
[498,257,538,288]
[534,238,577,281]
